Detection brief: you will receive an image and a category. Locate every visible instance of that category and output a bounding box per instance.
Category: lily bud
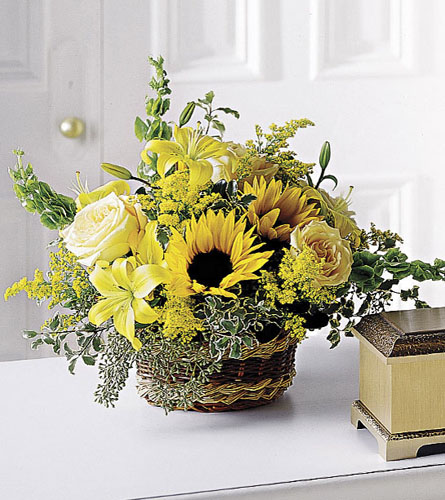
[101,163,132,180]
[319,141,331,169]
[179,102,196,127]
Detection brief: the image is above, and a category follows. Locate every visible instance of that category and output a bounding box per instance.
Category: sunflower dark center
[188,249,233,288]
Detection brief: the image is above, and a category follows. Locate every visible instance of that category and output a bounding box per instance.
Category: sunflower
[141,125,229,187]
[243,177,321,244]
[165,210,273,298]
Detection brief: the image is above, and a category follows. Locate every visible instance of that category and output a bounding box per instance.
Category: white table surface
[1,333,445,500]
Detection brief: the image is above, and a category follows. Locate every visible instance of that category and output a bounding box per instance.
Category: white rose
[61,192,146,266]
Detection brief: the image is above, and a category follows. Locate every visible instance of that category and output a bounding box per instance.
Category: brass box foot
[351,400,445,461]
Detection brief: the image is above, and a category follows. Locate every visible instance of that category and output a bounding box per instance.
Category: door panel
[0,0,101,360]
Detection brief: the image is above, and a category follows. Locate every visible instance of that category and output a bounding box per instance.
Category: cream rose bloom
[61,192,147,266]
[290,220,352,287]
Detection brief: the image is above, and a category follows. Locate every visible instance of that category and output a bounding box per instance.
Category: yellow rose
[290,220,352,287]
[302,185,361,247]
[218,143,278,187]
[76,180,131,210]
[61,192,147,266]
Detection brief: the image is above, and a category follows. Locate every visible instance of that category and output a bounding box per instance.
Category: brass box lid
[355,307,445,358]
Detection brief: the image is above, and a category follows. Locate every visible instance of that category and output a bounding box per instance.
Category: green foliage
[94,331,137,407]
[9,150,77,230]
[210,179,256,215]
[350,247,445,294]
[26,312,106,375]
[325,226,445,348]
[196,293,283,361]
[136,330,222,413]
[192,90,240,139]
[134,55,172,145]
[135,56,174,181]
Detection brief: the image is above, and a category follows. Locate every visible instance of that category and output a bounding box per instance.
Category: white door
[0,0,101,360]
[2,0,445,361]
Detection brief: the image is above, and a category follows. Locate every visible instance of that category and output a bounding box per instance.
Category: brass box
[351,307,445,461]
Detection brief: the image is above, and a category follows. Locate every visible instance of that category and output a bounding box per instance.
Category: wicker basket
[136,332,298,412]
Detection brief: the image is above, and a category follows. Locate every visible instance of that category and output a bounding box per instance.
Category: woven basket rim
[136,330,298,411]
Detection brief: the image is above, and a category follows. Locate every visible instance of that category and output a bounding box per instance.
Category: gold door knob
[59,117,85,138]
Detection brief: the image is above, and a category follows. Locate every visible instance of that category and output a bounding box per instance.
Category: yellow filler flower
[166,210,272,299]
[243,177,321,243]
[141,125,229,187]
[88,257,170,350]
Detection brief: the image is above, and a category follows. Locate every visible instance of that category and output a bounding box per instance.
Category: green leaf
[379,279,399,291]
[434,258,445,268]
[226,180,238,197]
[211,120,226,134]
[161,98,170,115]
[135,116,149,142]
[49,314,60,330]
[31,338,44,350]
[216,107,240,119]
[221,320,237,335]
[23,330,38,339]
[242,336,254,348]
[82,355,96,366]
[321,174,338,189]
[92,337,102,352]
[327,329,340,348]
[358,251,381,267]
[229,341,241,359]
[204,91,215,103]
[239,194,256,206]
[350,265,374,282]
[215,336,230,349]
[68,358,77,374]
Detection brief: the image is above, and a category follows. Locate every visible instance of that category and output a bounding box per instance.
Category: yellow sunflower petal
[206,287,237,299]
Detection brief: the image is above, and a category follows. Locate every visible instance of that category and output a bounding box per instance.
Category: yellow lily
[141,125,229,187]
[75,178,131,210]
[88,257,171,350]
[130,220,165,266]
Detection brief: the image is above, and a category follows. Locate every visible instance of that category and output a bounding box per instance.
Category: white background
[1,0,445,361]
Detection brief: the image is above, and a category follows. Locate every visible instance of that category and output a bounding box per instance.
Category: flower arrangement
[5,56,445,412]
